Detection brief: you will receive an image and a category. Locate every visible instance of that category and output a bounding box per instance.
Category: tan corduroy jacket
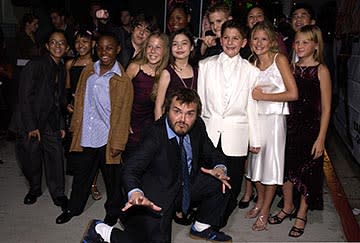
[69,62,133,164]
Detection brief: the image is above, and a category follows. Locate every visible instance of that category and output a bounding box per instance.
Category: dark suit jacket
[122,116,226,216]
[9,54,66,133]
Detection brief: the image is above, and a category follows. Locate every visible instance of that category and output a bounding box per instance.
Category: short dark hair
[291,3,316,21]
[21,13,39,29]
[131,13,158,33]
[46,29,68,43]
[50,8,66,17]
[165,88,202,116]
[168,2,192,18]
[97,32,120,46]
[221,19,248,38]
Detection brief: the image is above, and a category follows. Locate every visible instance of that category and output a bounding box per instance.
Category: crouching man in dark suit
[81,87,233,243]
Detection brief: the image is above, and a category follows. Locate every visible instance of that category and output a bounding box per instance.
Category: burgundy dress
[128,69,155,147]
[165,65,198,98]
[285,64,323,210]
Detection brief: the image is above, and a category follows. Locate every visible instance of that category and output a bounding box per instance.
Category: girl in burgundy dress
[268,25,331,238]
[125,32,169,155]
[155,28,198,120]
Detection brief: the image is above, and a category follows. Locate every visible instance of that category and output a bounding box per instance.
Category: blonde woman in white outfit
[245,21,298,231]
[197,20,261,220]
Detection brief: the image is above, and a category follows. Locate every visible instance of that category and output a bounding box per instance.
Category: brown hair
[164,87,202,116]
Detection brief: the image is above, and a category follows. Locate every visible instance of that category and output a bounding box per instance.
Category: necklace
[145,64,157,76]
[173,63,187,72]
[298,65,308,78]
[171,64,194,89]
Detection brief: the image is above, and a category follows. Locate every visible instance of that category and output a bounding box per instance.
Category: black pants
[15,128,66,203]
[113,173,230,243]
[216,141,247,223]
[67,146,124,218]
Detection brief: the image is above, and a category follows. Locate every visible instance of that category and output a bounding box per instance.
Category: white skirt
[246,114,286,185]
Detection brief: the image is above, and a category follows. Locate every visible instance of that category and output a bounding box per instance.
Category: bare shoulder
[126,62,140,78]
[318,64,330,75]
[159,68,170,79]
[275,53,289,66]
[318,64,331,86]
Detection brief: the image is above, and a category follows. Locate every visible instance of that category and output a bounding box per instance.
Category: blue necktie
[179,136,190,215]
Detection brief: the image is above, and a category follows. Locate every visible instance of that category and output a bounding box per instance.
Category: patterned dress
[285,64,323,210]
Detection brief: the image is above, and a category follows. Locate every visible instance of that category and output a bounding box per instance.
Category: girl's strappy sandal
[288,216,307,238]
[268,207,297,224]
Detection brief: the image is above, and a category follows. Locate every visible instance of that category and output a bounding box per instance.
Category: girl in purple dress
[268,25,331,238]
[125,32,169,154]
[155,28,198,120]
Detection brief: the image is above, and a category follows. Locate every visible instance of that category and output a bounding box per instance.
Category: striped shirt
[80,61,121,148]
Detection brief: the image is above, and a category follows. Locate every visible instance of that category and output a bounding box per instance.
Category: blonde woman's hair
[133,32,170,100]
[293,25,324,64]
[249,21,279,64]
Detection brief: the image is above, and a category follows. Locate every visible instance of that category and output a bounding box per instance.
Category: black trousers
[67,146,124,218]
[15,127,66,203]
[216,141,247,223]
[112,173,230,243]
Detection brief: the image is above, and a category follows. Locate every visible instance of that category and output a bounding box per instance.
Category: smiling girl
[155,28,197,120]
[125,32,169,155]
[245,21,298,231]
[269,25,331,238]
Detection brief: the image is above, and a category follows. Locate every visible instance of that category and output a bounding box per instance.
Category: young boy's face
[96,36,121,69]
[46,32,69,63]
[208,11,231,38]
[291,8,315,32]
[220,27,247,58]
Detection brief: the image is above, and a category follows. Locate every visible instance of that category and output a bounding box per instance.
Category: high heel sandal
[268,207,296,224]
[252,215,268,231]
[288,216,307,238]
[91,185,102,200]
[238,193,255,209]
[245,206,261,219]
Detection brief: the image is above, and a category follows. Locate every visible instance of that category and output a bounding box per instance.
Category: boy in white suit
[197,20,261,220]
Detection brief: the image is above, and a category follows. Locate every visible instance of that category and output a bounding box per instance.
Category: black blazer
[122,116,226,215]
[9,54,67,133]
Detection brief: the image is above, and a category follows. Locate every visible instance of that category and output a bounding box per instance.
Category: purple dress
[285,64,323,210]
[128,69,155,146]
[165,65,198,98]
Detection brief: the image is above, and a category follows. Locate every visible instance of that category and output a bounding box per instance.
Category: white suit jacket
[197,53,261,156]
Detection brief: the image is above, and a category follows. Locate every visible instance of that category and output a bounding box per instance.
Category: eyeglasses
[48,40,67,47]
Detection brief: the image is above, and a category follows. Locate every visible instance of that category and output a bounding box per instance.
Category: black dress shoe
[238,194,255,209]
[56,211,74,224]
[104,214,118,226]
[54,196,68,212]
[24,193,38,205]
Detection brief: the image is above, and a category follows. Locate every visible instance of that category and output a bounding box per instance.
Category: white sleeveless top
[255,53,289,115]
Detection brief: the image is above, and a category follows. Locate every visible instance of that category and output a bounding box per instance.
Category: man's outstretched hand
[122,191,162,212]
[201,167,231,193]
